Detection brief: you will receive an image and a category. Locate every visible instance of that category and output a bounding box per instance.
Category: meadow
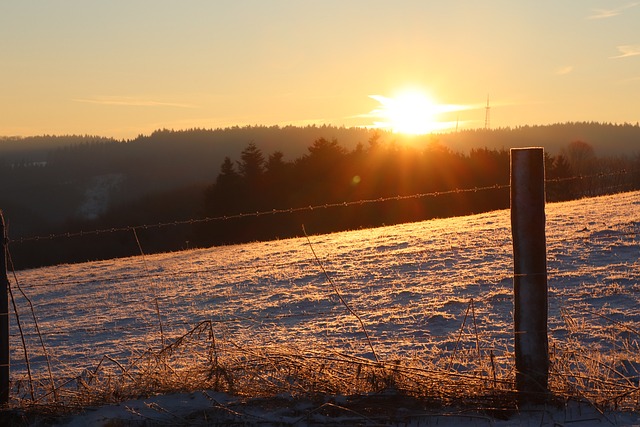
[5,191,640,425]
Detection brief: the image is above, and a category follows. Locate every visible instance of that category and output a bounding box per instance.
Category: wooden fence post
[510,148,549,401]
[0,211,9,405]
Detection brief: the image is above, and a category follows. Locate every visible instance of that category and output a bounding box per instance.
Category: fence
[5,167,638,272]
[1,212,8,404]
[0,155,639,411]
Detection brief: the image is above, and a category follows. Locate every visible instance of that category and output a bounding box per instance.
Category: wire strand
[8,167,638,245]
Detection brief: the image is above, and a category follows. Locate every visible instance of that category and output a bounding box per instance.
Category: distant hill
[438,122,640,156]
[1,122,638,241]
[3,121,639,164]
[0,135,117,164]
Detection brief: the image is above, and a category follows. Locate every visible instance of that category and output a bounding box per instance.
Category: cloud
[610,45,640,58]
[367,95,474,115]
[587,2,639,19]
[73,96,197,108]
[555,65,574,75]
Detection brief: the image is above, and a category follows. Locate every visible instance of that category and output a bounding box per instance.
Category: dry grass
[6,308,638,424]
[549,307,640,411]
[4,196,638,423]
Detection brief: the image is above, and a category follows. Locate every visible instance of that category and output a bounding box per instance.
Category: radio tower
[484,94,491,129]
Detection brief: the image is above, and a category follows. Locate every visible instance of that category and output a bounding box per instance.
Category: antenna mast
[484,94,491,130]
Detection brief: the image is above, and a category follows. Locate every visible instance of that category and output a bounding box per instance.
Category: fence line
[8,183,509,244]
[7,217,637,340]
[4,193,638,408]
[7,167,638,245]
[1,154,638,411]
[544,168,632,184]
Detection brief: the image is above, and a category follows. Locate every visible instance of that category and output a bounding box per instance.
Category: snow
[59,391,640,427]
[6,191,640,425]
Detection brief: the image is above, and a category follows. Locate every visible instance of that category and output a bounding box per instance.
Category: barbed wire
[10,183,510,243]
[544,168,633,184]
[5,169,638,403]
[8,167,638,245]
[8,222,638,378]
[7,170,637,290]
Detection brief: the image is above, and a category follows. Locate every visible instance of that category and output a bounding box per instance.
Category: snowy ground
[7,191,640,425]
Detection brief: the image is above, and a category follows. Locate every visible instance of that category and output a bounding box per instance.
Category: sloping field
[6,191,640,425]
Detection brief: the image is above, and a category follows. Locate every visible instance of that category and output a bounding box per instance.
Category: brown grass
[6,309,638,423]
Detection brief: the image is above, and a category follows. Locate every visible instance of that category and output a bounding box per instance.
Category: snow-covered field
[7,191,640,426]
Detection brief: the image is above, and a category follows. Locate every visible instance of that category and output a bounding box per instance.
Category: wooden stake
[0,211,9,405]
[510,148,549,401]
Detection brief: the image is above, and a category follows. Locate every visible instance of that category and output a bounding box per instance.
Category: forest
[2,122,640,269]
[199,135,638,243]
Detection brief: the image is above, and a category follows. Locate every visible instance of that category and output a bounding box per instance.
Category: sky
[1,0,639,140]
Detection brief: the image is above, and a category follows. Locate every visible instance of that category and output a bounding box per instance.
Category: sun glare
[370,90,456,135]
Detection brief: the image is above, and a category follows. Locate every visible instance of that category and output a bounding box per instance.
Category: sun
[370,90,453,135]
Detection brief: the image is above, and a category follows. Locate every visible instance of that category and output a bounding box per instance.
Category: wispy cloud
[587,2,639,19]
[610,45,640,58]
[367,95,473,115]
[73,96,197,108]
[555,65,574,75]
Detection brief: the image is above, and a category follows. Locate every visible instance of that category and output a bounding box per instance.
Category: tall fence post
[0,211,9,405]
[510,148,549,401]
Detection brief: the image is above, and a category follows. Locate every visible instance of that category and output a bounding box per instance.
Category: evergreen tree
[204,157,242,215]
[238,142,265,185]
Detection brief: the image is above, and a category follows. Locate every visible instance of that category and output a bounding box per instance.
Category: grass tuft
[7,312,638,422]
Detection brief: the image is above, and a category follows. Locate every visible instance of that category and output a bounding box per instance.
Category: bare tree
[561,140,596,176]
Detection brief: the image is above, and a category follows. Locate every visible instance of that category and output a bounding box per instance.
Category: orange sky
[1,1,639,139]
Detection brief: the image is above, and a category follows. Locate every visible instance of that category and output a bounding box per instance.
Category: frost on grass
[7,191,640,414]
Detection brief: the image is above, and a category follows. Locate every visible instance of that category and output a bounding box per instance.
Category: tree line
[195,136,639,247]
[2,122,639,239]
[4,126,640,269]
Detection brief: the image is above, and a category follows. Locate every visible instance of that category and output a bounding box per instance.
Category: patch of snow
[55,391,640,426]
[8,190,640,425]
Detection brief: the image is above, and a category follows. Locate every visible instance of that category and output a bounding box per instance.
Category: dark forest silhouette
[2,123,640,269]
[197,136,638,246]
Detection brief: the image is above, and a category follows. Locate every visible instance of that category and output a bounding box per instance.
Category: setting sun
[369,91,457,135]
